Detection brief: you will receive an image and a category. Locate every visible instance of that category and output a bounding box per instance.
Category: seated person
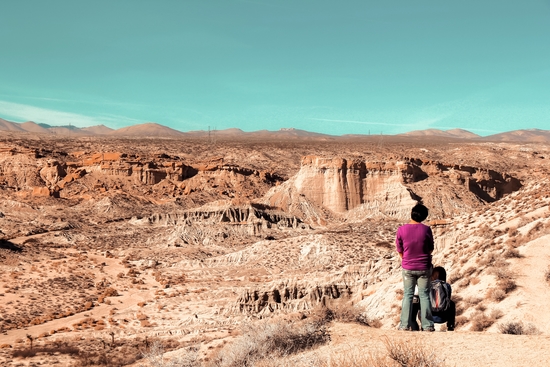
[410,266,455,331]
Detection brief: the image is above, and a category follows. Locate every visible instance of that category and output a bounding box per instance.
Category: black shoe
[447,326,454,331]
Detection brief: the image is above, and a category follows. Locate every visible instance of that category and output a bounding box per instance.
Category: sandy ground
[312,323,550,367]
[508,234,550,332]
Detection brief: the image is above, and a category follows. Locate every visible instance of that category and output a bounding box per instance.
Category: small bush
[447,272,461,285]
[142,341,200,367]
[383,336,448,367]
[288,337,450,367]
[455,315,467,327]
[545,267,550,284]
[463,296,483,306]
[488,267,517,297]
[209,320,330,367]
[470,309,502,331]
[12,346,80,358]
[499,321,540,335]
[310,303,381,328]
[503,247,522,259]
[487,288,506,302]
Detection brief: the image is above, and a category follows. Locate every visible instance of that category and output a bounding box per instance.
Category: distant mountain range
[1,117,549,142]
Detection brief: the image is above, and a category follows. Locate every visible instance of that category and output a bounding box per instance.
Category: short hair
[433,266,447,282]
[411,204,429,222]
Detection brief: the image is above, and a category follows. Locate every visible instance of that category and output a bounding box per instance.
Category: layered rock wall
[291,156,417,216]
[270,156,522,220]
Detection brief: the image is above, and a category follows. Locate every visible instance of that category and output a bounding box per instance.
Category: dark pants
[410,296,455,331]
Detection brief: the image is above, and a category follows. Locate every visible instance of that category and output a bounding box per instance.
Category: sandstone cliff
[264,156,521,221]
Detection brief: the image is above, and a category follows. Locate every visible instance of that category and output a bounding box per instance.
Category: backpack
[430,280,451,312]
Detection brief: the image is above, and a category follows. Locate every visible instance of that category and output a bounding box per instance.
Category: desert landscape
[1,122,550,366]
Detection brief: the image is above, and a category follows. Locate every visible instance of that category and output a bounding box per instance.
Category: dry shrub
[545,267,550,284]
[503,247,522,259]
[498,321,540,335]
[454,302,465,317]
[317,302,381,328]
[497,278,517,294]
[488,267,517,296]
[455,315,467,327]
[142,341,200,367]
[98,287,119,303]
[13,346,80,358]
[476,252,497,267]
[382,336,448,367]
[462,296,482,306]
[474,303,486,312]
[447,272,461,285]
[258,338,449,367]
[471,309,503,331]
[487,288,506,302]
[208,320,330,367]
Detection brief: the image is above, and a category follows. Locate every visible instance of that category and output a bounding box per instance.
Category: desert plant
[447,272,461,285]
[499,321,541,335]
[315,302,381,328]
[545,266,550,284]
[26,334,33,350]
[141,341,200,367]
[487,288,506,302]
[383,336,448,367]
[208,320,329,367]
[254,338,449,367]
[12,345,80,358]
[497,278,517,294]
[471,309,503,331]
[503,247,522,259]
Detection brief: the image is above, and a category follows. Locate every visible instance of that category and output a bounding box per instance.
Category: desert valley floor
[0,132,549,366]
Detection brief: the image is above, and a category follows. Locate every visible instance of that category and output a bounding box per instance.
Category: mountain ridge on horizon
[0,117,549,142]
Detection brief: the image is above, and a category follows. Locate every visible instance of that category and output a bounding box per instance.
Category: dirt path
[507,233,550,331]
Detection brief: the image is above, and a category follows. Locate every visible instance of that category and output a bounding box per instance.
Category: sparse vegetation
[142,341,200,367]
[471,309,503,331]
[498,321,540,335]
[1,136,550,366]
[503,247,522,259]
[208,320,330,367]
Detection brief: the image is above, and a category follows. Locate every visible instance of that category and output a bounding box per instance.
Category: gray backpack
[430,280,451,312]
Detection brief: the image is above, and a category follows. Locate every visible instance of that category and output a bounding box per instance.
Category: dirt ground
[311,322,550,367]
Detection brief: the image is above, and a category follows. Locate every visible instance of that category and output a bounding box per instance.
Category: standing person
[396,203,434,331]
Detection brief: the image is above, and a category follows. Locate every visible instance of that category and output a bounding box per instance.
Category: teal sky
[1,1,550,136]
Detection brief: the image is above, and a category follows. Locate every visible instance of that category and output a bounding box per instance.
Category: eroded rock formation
[0,144,283,201]
[265,156,521,220]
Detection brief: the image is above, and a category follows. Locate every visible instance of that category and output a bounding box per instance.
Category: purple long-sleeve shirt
[395,223,434,271]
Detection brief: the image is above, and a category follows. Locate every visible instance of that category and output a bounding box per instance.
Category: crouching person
[410,266,456,331]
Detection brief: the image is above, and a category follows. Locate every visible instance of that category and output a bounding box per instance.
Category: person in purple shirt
[396,203,434,331]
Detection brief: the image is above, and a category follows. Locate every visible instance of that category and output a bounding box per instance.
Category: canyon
[0,133,549,366]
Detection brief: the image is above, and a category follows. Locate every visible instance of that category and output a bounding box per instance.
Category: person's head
[432,266,447,282]
[411,204,429,223]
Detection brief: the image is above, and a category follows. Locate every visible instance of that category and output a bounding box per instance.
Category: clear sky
[1,1,549,136]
